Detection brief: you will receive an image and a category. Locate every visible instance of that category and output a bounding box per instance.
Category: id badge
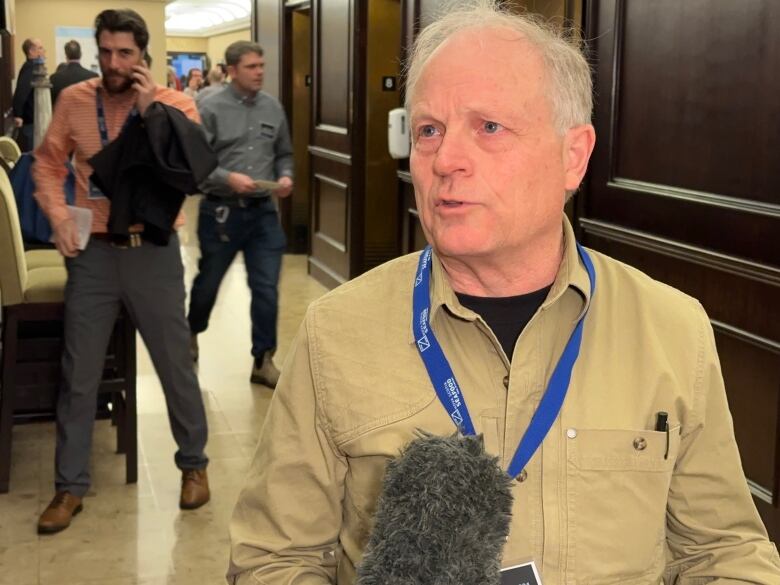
[259,122,276,139]
[500,561,542,585]
[88,178,107,200]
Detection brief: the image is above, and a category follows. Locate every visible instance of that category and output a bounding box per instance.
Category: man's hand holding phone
[132,59,156,116]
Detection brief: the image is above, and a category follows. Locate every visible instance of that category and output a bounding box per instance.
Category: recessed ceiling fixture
[166,0,251,36]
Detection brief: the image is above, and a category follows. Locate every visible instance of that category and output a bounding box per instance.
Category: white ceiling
[165,0,251,37]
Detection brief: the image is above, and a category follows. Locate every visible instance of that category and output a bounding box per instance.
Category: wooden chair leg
[124,315,138,485]
[110,394,119,427]
[126,382,137,485]
[0,310,20,494]
[114,392,127,454]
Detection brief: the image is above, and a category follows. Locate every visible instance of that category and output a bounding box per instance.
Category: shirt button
[248,166,253,170]
[566,428,577,439]
[502,375,509,389]
[249,146,253,150]
[633,437,647,451]
[249,127,254,131]
[515,469,528,483]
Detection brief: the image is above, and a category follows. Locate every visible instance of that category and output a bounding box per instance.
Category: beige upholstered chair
[0,137,21,171]
[0,167,137,493]
[0,166,65,306]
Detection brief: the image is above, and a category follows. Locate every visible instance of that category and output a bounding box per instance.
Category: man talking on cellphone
[33,8,210,535]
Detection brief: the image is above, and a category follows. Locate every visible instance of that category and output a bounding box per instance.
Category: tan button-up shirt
[229,218,780,584]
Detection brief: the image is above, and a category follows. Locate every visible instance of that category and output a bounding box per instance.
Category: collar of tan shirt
[411,215,592,344]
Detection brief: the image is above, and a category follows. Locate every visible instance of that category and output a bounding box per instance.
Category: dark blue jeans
[188,197,286,358]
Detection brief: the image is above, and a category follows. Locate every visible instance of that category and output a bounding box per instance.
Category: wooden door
[281,4,312,253]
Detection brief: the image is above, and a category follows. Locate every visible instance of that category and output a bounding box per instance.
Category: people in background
[227,2,780,584]
[167,65,182,91]
[183,67,203,98]
[187,40,293,388]
[195,66,227,104]
[32,8,210,535]
[50,40,99,105]
[12,37,46,152]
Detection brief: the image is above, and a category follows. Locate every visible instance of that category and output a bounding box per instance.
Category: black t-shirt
[456,285,552,360]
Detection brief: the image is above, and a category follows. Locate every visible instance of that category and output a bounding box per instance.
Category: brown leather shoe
[38,491,83,534]
[180,468,210,510]
[250,352,280,388]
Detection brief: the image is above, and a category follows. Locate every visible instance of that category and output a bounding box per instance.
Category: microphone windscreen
[356,431,513,585]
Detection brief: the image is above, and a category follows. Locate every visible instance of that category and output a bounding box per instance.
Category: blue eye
[419,125,439,138]
[483,121,502,134]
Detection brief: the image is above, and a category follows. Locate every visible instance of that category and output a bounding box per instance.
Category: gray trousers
[56,234,208,497]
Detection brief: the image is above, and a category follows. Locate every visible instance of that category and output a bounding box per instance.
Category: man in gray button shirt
[188,40,294,387]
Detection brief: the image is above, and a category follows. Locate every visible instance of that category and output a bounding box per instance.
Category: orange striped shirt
[33,77,201,233]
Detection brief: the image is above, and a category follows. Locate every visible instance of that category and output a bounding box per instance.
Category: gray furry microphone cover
[356,431,514,585]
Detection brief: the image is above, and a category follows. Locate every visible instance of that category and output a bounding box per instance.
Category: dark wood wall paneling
[309,152,351,285]
[582,0,780,538]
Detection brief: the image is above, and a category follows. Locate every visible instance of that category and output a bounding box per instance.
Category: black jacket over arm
[88,101,218,245]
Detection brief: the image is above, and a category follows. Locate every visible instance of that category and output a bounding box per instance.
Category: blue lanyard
[96,92,138,147]
[412,243,596,478]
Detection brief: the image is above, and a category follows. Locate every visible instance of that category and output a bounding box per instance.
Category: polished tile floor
[0,197,329,584]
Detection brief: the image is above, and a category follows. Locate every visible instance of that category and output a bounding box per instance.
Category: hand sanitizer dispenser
[388,107,410,159]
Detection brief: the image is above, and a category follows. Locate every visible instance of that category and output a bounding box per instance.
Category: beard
[102,72,134,94]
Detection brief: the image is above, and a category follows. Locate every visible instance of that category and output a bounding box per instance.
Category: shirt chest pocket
[565,426,681,584]
[257,120,277,141]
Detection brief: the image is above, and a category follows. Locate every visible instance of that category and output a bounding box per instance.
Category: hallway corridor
[0,196,329,584]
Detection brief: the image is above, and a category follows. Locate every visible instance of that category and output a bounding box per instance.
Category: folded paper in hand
[49,205,93,250]
[253,179,281,191]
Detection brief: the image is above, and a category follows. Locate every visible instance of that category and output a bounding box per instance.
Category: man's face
[98,30,144,94]
[29,39,45,60]
[189,68,203,89]
[409,27,593,265]
[228,52,265,94]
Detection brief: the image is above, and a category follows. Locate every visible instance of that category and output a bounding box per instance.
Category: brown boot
[180,468,210,510]
[250,352,280,388]
[38,491,83,534]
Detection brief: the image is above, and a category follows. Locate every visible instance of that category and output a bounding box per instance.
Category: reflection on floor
[0,197,328,584]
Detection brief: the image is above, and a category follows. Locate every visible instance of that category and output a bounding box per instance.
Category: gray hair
[404,0,592,135]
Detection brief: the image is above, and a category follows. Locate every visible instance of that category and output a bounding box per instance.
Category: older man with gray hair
[228,1,780,584]
[12,37,46,151]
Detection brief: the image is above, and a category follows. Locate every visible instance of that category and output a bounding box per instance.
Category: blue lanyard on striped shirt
[96,91,138,147]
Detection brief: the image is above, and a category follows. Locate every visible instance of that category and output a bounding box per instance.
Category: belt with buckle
[205,194,269,208]
[91,232,144,248]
